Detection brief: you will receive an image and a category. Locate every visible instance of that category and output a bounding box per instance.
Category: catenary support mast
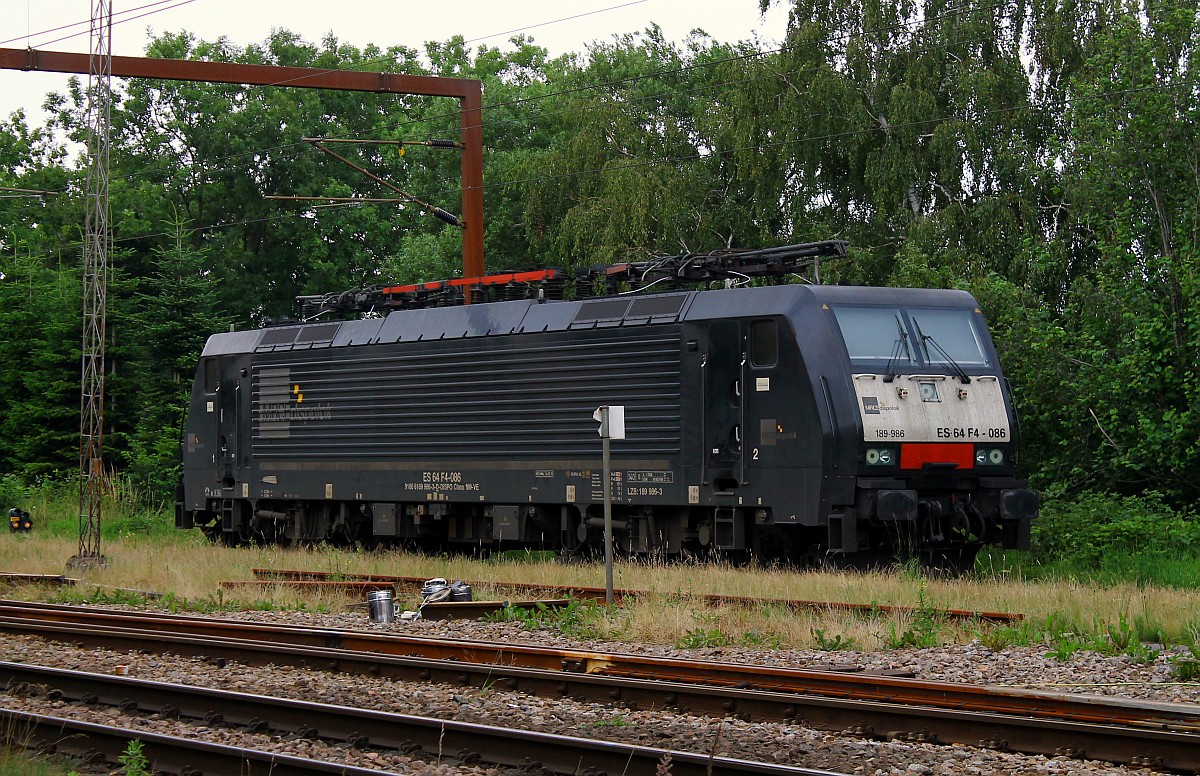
[71,0,113,569]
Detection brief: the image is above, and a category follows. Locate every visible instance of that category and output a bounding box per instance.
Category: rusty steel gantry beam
[0,46,485,278]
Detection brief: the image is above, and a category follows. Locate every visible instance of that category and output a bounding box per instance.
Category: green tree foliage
[0,254,80,476]
[124,214,232,499]
[520,26,783,263]
[999,1,1200,500]
[0,110,74,259]
[1032,491,1200,568]
[48,30,464,323]
[1,111,80,477]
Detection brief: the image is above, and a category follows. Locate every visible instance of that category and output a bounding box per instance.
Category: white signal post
[593,405,625,605]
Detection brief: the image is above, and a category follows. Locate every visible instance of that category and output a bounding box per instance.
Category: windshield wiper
[883,313,911,383]
[912,316,971,384]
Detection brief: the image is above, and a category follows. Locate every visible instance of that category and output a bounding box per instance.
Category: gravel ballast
[2,608,1196,775]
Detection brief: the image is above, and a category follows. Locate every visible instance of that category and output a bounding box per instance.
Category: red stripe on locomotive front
[900,443,975,470]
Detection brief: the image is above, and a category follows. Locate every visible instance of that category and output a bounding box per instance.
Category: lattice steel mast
[71,0,112,569]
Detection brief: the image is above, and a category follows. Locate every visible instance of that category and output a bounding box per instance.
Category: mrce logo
[861,396,900,415]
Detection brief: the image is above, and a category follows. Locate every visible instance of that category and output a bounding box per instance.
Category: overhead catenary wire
[7,0,1091,201]
[8,0,1013,192]
[0,0,672,195]
[0,0,197,52]
[0,0,635,56]
[254,0,652,92]
[6,1,1190,258]
[0,185,58,198]
[302,137,463,227]
[265,195,410,203]
[303,137,462,149]
[8,77,1185,263]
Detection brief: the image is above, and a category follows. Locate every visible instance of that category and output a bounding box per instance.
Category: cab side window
[204,359,219,393]
[750,320,778,367]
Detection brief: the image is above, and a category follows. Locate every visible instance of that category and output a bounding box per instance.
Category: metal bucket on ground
[367,589,395,623]
[420,578,448,598]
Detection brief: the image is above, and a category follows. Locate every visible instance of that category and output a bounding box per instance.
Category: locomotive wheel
[199,522,222,544]
[920,544,982,576]
[219,530,246,547]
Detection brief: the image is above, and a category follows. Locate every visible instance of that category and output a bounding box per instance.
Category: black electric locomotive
[176,244,1036,569]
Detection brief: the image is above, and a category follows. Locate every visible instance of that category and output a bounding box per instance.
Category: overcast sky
[1,1,790,128]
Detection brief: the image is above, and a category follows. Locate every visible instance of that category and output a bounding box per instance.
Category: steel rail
[0,607,1198,771]
[0,573,76,586]
[0,662,842,776]
[0,708,408,776]
[0,600,1187,728]
[246,567,1024,622]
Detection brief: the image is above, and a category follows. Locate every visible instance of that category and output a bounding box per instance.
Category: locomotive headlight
[975,447,1005,466]
[866,447,895,466]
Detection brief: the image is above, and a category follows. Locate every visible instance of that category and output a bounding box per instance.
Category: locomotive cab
[176,331,260,542]
[821,293,1037,568]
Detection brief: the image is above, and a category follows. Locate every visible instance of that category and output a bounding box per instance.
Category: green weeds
[589,714,633,728]
[739,628,782,649]
[974,617,1043,652]
[118,739,148,776]
[0,751,82,776]
[48,586,151,608]
[1170,645,1200,682]
[1041,616,1166,663]
[812,629,858,651]
[882,584,946,649]
[488,599,612,639]
[673,613,781,650]
[676,626,728,649]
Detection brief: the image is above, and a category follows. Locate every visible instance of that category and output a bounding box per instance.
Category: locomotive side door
[186,358,223,489]
[703,320,744,491]
[216,365,242,488]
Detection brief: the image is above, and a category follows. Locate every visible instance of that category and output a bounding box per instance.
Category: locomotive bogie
[176,282,1036,569]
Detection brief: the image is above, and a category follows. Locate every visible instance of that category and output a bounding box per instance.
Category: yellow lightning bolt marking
[293,385,303,403]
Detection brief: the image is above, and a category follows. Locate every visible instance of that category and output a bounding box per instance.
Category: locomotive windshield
[832,306,989,367]
[908,309,989,366]
[832,307,913,362]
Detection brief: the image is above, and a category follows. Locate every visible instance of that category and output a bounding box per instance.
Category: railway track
[0,707,411,776]
[243,567,1024,622]
[0,600,1196,772]
[0,662,839,776]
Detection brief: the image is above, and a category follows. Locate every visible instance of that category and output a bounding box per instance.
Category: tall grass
[0,752,77,776]
[0,713,82,776]
[2,479,1199,654]
[1,473,179,542]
